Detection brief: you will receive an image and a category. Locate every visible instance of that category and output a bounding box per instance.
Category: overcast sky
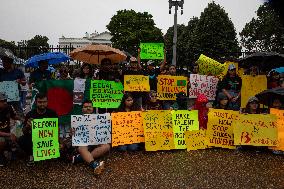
[0,0,264,45]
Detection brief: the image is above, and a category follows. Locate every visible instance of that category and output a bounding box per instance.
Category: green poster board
[32,118,60,161]
[90,80,124,108]
[140,43,164,60]
[172,110,199,149]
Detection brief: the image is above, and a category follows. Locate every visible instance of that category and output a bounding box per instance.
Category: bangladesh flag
[177,80,186,86]
[33,80,90,125]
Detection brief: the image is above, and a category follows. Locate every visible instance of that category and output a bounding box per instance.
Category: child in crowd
[116,93,142,151]
[238,96,268,152]
[143,90,162,110]
[171,92,188,110]
[214,92,229,110]
[193,94,209,130]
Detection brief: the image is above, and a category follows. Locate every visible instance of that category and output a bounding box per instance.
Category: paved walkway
[1,149,283,189]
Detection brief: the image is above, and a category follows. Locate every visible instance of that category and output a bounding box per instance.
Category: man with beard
[18,93,57,166]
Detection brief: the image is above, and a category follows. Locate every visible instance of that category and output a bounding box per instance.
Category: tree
[240,2,284,53]
[26,35,50,57]
[107,9,164,56]
[0,39,17,54]
[193,2,241,61]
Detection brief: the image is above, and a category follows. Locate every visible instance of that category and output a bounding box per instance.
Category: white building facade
[59,31,112,48]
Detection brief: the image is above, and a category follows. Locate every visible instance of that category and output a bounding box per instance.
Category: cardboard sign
[197,54,225,76]
[140,43,164,59]
[90,80,124,108]
[185,130,207,151]
[234,114,278,146]
[143,110,175,151]
[111,111,144,147]
[0,80,20,102]
[206,109,239,149]
[241,75,267,108]
[270,109,284,151]
[157,75,187,100]
[32,118,60,161]
[172,110,199,149]
[71,114,111,146]
[188,74,219,100]
[124,75,150,92]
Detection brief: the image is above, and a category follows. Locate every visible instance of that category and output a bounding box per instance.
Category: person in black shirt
[18,93,57,166]
[0,93,18,166]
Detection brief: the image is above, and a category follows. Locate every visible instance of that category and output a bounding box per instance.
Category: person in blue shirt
[0,55,26,116]
[29,60,51,84]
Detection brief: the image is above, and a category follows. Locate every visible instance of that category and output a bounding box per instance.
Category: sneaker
[272,150,284,155]
[91,161,105,175]
[26,156,35,167]
[72,154,83,164]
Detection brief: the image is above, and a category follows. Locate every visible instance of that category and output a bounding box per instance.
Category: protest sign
[197,54,225,76]
[32,118,60,161]
[270,109,284,151]
[157,75,187,100]
[73,78,86,105]
[140,43,164,59]
[241,75,267,108]
[143,110,175,151]
[172,110,199,149]
[74,78,86,92]
[111,111,144,147]
[234,114,278,146]
[124,75,150,92]
[206,109,239,149]
[0,80,20,102]
[71,113,111,146]
[188,74,219,100]
[90,80,124,108]
[185,130,207,151]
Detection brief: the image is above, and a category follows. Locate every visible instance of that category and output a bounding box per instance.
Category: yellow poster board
[185,130,207,151]
[270,109,284,151]
[241,75,267,108]
[197,54,225,76]
[206,109,239,149]
[172,110,199,149]
[143,110,175,151]
[124,75,150,92]
[234,114,278,146]
[157,75,187,100]
[111,111,144,147]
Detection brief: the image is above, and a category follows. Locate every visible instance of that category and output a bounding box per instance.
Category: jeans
[18,134,33,156]
[20,91,27,109]
[116,143,140,152]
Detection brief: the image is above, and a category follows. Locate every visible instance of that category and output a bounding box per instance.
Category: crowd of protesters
[0,48,284,174]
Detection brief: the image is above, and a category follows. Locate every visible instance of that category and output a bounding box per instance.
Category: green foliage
[107,9,164,56]
[165,2,240,68]
[26,35,50,57]
[0,39,17,54]
[240,2,284,53]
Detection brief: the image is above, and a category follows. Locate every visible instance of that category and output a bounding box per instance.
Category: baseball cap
[228,64,236,71]
[247,96,259,103]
